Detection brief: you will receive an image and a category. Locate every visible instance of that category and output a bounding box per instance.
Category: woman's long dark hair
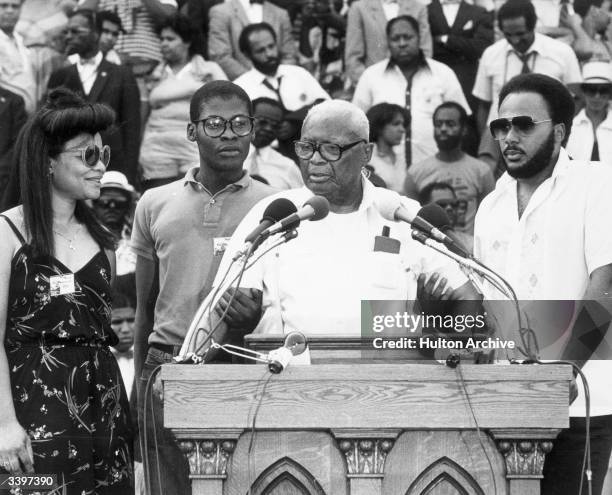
[19,88,117,259]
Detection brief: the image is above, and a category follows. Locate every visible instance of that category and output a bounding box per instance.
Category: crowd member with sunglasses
[93,171,138,283]
[474,73,612,495]
[204,99,480,345]
[0,88,134,492]
[418,181,474,254]
[567,61,612,163]
[404,101,494,237]
[131,80,274,495]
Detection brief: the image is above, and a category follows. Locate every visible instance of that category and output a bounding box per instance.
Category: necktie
[404,74,414,167]
[518,52,532,74]
[591,139,600,161]
[262,76,285,110]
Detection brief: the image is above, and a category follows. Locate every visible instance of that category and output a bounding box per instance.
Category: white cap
[100,171,134,194]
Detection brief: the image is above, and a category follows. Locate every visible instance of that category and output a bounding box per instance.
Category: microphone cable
[245,369,275,495]
[454,362,499,495]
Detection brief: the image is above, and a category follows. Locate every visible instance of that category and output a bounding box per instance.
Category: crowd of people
[1,0,612,493]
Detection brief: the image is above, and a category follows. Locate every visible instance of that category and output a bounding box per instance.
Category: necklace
[53,224,81,251]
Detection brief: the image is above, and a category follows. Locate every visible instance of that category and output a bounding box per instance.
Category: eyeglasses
[96,197,129,209]
[193,115,254,138]
[294,140,366,162]
[489,116,552,140]
[61,144,111,167]
[582,85,611,96]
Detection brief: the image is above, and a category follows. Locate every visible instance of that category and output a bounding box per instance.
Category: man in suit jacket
[47,9,141,186]
[345,0,433,86]
[428,0,493,113]
[208,0,297,80]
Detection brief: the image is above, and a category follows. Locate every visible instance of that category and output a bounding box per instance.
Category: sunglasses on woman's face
[61,144,111,167]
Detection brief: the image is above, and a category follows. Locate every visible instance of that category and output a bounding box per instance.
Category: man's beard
[504,130,555,179]
[435,134,462,151]
[253,57,280,76]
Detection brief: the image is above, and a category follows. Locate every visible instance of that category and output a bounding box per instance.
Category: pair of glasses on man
[193,115,255,137]
[294,140,366,162]
[96,197,129,209]
[489,116,552,141]
[62,144,111,167]
[582,85,611,96]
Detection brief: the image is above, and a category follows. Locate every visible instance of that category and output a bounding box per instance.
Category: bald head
[302,100,370,141]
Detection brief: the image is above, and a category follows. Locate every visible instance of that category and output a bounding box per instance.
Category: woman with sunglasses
[0,88,133,493]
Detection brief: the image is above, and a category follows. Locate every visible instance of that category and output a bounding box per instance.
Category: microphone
[374,190,465,256]
[417,203,471,258]
[261,195,330,238]
[233,198,297,260]
[267,331,309,373]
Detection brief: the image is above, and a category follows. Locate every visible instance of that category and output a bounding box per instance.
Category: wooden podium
[162,354,571,495]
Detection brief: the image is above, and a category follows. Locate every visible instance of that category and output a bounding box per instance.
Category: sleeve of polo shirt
[585,167,612,275]
[471,50,492,102]
[131,191,156,261]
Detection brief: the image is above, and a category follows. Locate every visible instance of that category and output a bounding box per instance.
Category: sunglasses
[582,85,611,96]
[61,144,111,167]
[96,197,129,209]
[489,116,552,140]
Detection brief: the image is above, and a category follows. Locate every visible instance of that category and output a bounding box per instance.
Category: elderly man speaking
[204,100,479,341]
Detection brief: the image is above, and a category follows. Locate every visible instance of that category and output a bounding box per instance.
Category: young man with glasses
[567,61,612,163]
[204,99,479,344]
[130,81,274,495]
[474,73,612,495]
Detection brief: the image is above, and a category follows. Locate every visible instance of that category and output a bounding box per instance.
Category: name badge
[213,237,231,256]
[49,274,76,297]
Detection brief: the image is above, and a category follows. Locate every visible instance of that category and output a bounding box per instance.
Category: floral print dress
[1,217,133,495]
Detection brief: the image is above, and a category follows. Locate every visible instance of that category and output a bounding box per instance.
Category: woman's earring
[361,166,371,179]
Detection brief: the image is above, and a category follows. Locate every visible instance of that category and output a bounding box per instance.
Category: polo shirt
[474,148,612,416]
[131,167,274,346]
[214,179,468,336]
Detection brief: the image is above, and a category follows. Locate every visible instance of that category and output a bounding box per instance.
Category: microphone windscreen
[417,203,452,231]
[304,195,330,221]
[262,197,297,223]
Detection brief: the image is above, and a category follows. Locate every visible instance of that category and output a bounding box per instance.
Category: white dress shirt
[214,180,468,336]
[472,34,581,124]
[566,108,612,165]
[238,0,263,23]
[245,144,304,189]
[76,51,104,95]
[381,0,400,20]
[474,148,612,416]
[233,64,330,112]
[352,57,471,165]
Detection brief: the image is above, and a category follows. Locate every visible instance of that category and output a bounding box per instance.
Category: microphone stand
[411,230,539,361]
[175,229,298,363]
